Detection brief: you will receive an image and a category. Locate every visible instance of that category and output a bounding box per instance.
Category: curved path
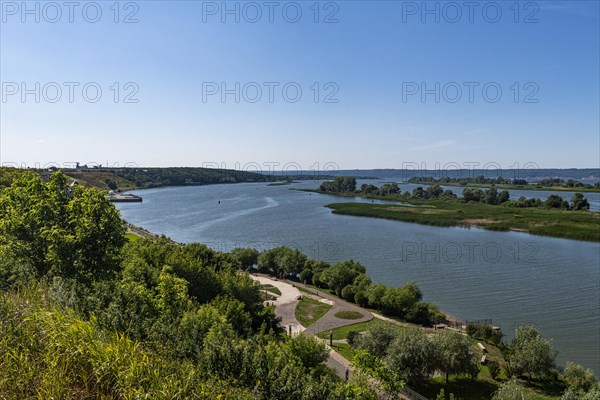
[300,287,373,335]
[250,275,424,399]
[250,274,374,379]
[252,274,305,335]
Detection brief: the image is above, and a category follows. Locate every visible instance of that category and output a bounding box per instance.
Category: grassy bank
[325,201,600,242]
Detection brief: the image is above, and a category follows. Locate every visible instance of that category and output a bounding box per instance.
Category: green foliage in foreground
[0,171,125,287]
[1,171,596,400]
[325,201,600,242]
[0,171,381,399]
[0,286,256,399]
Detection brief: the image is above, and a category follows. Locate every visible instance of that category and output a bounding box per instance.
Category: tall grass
[0,283,254,399]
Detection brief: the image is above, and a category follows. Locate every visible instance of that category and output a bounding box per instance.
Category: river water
[116,181,600,372]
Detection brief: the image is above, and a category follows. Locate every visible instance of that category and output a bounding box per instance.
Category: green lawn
[297,286,317,295]
[329,342,355,361]
[125,233,141,242]
[316,318,405,340]
[326,200,600,242]
[260,292,277,301]
[295,297,332,327]
[260,284,281,296]
[334,311,364,320]
[414,376,562,400]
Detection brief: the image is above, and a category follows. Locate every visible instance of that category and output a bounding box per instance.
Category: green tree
[257,248,278,272]
[581,383,600,399]
[276,247,307,274]
[433,331,477,383]
[0,172,125,285]
[352,350,404,397]
[384,328,435,384]
[463,188,484,203]
[563,361,597,392]
[366,284,387,310]
[492,379,530,400]
[381,182,400,195]
[426,184,444,199]
[354,324,399,357]
[545,194,568,209]
[484,188,499,205]
[230,248,259,268]
[156,266,190,317]
[570,193,590,211]
[257,246,307,275]
[360,183,379,194]
[506,325,557,382]
[380,282,421,319]
[498,190,510,204]
[320,260,365,296]
[286,333,329,370]
[210,296,252,336]
[412,187,425,198]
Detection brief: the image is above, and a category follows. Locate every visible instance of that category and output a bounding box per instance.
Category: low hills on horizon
[1,166,599,192]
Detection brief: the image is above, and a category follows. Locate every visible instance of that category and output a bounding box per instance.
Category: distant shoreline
[407,180,600,193]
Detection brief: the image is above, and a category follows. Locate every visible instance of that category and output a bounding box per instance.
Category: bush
[466,323,498,343]
[487,360,501,380]
[347,330,360,347]
[563,361,597,392]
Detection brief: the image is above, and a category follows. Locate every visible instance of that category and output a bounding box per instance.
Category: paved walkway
[251,275,305,335]
[293,282,373,335]
[250,274,420,399]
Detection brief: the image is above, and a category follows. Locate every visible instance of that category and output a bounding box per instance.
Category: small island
[307,177,599,242]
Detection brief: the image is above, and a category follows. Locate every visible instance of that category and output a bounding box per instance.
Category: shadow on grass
[519,375,566,397]
[414,377,498,400]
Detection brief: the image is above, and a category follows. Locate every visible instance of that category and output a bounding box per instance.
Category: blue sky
[1,0,599,170]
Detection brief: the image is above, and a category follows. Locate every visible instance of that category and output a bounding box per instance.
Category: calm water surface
[116,181,600,372]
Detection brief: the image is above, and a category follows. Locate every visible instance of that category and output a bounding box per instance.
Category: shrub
[347,330,359,347]
[487,360,501,380]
